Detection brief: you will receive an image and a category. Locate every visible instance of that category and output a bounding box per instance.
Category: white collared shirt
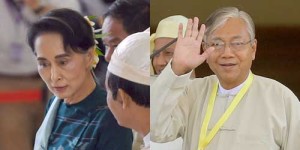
[143,133,150,148]
[218,72,250,95]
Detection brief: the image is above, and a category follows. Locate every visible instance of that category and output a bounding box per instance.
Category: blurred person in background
[100,1,150,149]
[102,0,150,63]
[151,15,188,75]
[150,15,189,150]
[79,0,116,91]
[79,0,115,19]
[151,15,196,79]
[106,30,150,150]
[81,0,149,92]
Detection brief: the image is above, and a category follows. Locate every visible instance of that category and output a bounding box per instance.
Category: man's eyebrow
[210,37,223,41]
[164,47,175,51]
[105,36,121,44]
[210,36,243,41]
[231,36,243,40]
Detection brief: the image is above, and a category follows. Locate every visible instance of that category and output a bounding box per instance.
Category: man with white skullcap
[151,15,188,75]
[150,15,188,150]
[106,30,150,150]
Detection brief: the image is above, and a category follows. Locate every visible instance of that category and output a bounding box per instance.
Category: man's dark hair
[104,0,149,34]
[107,72,150,108]
[27,8,95,54]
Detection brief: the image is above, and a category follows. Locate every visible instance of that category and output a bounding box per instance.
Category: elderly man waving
[151,7,300,150]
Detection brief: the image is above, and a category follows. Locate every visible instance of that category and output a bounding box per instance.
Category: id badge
[10,42,23,63]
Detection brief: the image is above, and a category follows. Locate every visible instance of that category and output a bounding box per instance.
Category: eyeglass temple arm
[150,38,178,59]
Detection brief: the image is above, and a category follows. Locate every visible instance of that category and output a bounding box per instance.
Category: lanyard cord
[198,73,254,150]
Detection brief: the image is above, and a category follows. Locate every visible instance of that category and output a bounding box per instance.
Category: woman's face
[34,32,94,101]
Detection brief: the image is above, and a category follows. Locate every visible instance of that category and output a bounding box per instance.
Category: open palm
[172,17,214,75]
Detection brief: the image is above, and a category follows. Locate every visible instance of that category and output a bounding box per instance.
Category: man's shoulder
[253,74,300,111]
[185,75,217,96]
[189,74,217,86]
[253,75,296,97]
[254,75,288,89]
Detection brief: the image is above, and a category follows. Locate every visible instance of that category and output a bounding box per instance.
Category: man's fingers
[191,17,199,38]
[201,46,215,60]
[197,24,206,42]
[184,19,193,37]
[195,47,214,66]
[178,23,183,39]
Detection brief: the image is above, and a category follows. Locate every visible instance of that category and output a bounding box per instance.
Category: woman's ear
[118,89,131,109]
[86,47,95,68]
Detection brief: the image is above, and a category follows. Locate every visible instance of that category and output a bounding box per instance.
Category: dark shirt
[46,85,133,150]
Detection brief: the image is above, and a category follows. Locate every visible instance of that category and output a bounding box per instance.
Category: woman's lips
[53,86,67,93]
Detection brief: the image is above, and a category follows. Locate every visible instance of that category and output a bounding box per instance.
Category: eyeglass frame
[202,39,255,52]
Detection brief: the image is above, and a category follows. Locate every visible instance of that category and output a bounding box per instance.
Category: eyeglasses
[203,39,253,51]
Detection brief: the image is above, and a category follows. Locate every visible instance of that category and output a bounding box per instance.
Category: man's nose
[105,46,115,62]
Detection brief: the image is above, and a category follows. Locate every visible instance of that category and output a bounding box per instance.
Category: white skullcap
[150,15,188,51]
[152,15,188,40]
[108,30,150,85]
[150,15,188,75]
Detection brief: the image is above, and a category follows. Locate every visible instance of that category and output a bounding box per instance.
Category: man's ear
[118,89,131,109]
[201,43,209,64]
[251,39,257,60]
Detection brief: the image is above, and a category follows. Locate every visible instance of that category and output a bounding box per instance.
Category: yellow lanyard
[198,73,254,150]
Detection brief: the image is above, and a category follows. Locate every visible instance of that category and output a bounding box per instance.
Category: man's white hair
[204,7,255,41]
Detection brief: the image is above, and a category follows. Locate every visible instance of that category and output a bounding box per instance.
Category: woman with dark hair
[28,8,132,150]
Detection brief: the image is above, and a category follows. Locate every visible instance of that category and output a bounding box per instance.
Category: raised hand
[172,17,214,75]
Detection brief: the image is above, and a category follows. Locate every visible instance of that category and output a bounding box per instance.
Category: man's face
[105,74,130,128]
[102,16,129,62]
[205,18,257,89]
[152,37,176,74]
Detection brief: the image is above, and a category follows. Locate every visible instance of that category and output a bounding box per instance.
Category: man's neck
[218,79,245,95]
[131,107,150,137]
[219,71,250,90]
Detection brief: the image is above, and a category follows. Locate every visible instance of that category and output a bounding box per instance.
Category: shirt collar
[143,132,150,148]
[218,72,250,95]
[65,84,107,114]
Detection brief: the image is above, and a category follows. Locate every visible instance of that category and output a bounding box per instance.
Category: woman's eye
[59,60,68,65]
[38,62,49,68]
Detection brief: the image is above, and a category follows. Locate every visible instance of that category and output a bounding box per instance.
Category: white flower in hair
[84,16,95,26]
[84,16,105,68]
